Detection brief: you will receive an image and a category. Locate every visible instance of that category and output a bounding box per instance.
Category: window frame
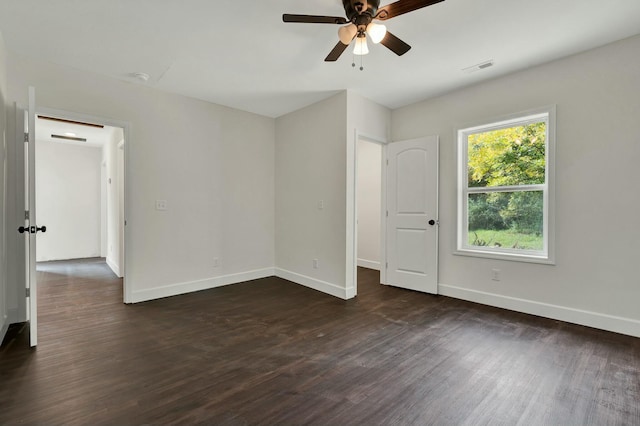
[455,106,556,264]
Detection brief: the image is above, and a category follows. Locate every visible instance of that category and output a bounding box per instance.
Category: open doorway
[357,138,383,271]
[32,110,129,299]
[351,134,387,297]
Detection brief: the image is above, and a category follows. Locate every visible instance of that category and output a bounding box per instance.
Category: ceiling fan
[283,0,445,62]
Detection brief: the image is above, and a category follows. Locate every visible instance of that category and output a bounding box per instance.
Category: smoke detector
[132,72,150,82]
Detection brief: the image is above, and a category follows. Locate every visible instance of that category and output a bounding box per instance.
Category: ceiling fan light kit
[283,0,445,65]
[354,36,370,55]
[339,24,358,44]
[366,22,387,44]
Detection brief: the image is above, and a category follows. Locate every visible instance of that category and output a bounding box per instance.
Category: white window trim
[455,105,556,265]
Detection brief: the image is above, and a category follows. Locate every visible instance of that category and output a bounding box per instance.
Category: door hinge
[386,262,389,269]
[386,211,389,217]
[26,288,30,298]
[386,159,389,166]
[24,132,29,143]
[25,211,30,220]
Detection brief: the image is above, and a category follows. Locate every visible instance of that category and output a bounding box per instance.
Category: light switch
[155,200,168,211]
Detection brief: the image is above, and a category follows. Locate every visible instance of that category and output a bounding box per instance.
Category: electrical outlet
[155,200,168,211]
[491,268,501,281]
[318,200,324,210]
[313,259,319,269]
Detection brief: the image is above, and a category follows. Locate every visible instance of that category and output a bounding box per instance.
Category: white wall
[274,91,390,299]
[7,51,275,309]
[392,34,640,337]
[346,92,391,294]
[0,30,8,340]
[35,140,102,261]
[100,159,107,257]
[275,93,348,298]
[117,138,124,275]
[103,128,124,276]
[357,139,382,270]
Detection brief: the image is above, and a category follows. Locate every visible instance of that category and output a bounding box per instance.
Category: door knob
[428,220,436,226]
[18,225,47,234]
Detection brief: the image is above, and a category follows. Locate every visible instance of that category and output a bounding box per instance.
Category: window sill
[454,248,555,265]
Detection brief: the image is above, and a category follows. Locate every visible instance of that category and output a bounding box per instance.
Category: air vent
[462,60,495,74]
[51,134,87,142]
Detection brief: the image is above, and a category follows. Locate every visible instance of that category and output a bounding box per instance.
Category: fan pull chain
[352,54,364,71]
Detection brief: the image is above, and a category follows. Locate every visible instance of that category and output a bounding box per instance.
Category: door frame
[35,106,133,303]
[346,129,388,298]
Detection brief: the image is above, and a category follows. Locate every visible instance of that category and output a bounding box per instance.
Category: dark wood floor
[1,260,639,425]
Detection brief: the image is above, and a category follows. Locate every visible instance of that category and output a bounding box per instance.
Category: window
[456,106,555,263]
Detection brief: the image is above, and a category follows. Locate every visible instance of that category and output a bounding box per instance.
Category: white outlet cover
[156,200,168,211]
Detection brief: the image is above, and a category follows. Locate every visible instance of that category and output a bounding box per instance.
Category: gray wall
[392,34,640,336]
[35,140,102,261]
[3,31,638,338]
[7,50,276,310]
[0,30,8,340]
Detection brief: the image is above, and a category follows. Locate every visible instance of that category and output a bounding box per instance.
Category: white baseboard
[275,268,352,300]
[439,283,640,338]
[106,257,122,278]
[357,259,381,271]
[129,268,275,303]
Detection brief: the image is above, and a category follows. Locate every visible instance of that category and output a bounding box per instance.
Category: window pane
[467,122,546,188]
[468,191,543,251]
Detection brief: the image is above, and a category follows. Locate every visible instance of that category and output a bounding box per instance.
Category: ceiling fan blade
[380,31,411,56]
[283,14,348,24]
[376,0,445,21]
[325,41,350,62]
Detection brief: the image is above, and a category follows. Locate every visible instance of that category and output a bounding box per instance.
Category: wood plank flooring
[1,259,639,425]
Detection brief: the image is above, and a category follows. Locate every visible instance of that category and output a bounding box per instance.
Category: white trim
[439,283,640,338]
[129,268,276,303]
[346,129,358,295]
[456,105,556,263]
[276,268,353,300]
[380,144,388,285]
[357,259,381,270]
[453,248,555,265]
[106,256,122,278]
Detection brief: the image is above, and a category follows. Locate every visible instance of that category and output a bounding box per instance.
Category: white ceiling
[1,0,639,118]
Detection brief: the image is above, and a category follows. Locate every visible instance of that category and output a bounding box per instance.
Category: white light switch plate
[156,200,168,211]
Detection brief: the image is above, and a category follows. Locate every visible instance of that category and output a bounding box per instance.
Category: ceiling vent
[462,59,494,74]
[51,134,87,142]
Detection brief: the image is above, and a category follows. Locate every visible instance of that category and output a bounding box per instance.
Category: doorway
[356,139,384,269]
[349,133,388,297]
[26,107,131,304]
[349,133,440,297]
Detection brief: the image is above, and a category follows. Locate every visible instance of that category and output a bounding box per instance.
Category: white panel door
[386,136,439,294]
[18,87,39,346]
